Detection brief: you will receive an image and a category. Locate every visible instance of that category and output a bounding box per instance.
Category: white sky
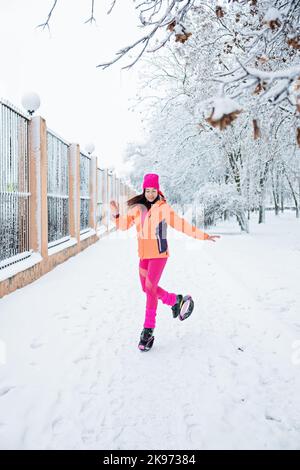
[0,0,145,178]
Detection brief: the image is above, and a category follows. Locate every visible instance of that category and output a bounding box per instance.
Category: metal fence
[0,99,31,269]
[80,152,91,232]
[0,99,132,274]
[97,167,105,227]
[107,171,112,225]
[47,130,70,246]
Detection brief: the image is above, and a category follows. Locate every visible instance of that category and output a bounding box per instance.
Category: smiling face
[144,187,158,202]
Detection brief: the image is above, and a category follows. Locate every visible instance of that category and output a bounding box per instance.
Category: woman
[110,173,220,351]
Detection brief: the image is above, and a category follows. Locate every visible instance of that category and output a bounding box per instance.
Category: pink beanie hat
[142,173,160,190]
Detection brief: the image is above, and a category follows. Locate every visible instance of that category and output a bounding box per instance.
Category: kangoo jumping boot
[172,294,194,321]
[138,327,155,351]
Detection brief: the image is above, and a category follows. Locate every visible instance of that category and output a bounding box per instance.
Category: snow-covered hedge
[196,182,249,232]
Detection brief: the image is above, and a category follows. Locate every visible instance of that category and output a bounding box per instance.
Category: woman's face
[144,187,158,202]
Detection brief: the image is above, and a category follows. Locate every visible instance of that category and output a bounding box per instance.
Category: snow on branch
[96,0,195,70]
[37,0,300,122]
[205,97,242,130]
[222,60,300,108]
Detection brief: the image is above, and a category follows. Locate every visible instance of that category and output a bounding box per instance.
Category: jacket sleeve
[166,204,209,240]
[113,208,135,231]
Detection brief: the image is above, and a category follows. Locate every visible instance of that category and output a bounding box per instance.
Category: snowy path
[0,212,299,450]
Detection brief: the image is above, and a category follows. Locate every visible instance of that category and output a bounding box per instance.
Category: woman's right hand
[110,200,119,216]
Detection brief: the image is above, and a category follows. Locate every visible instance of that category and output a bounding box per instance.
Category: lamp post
[85,143,95,155]
[21,92,40,115]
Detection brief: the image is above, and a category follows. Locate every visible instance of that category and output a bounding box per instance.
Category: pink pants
[139,257,177,329]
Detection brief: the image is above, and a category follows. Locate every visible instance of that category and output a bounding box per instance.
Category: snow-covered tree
[123,2,300,228]
[37,1,300,142]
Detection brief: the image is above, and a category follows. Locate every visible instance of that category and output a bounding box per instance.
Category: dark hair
[127,189,166,209]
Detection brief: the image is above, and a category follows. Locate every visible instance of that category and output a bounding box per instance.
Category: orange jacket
[113,198,209,259]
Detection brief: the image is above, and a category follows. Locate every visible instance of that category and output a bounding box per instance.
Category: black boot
[171,294,184,318]
[138,327,155,351]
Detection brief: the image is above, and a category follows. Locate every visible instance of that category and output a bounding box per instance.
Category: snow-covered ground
[0,210,299,450]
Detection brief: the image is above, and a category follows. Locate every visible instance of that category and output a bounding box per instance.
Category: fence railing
[47,129,70,247]
[0,97,135,272]
[107,171,112,226]
[96,167,105,227]
[0,99,31,268]
[79,152,91,233]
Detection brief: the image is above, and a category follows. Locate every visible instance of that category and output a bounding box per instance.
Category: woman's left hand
[206,235,221,242]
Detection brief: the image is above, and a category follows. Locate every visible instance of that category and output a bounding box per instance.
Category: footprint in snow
[265,413,282,423]
[0,386,16,397]
[52,416,64,431]
[73,355,92,364]
[30,339,44,349]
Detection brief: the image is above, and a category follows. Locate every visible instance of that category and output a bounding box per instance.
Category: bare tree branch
[36,0,300,117]
[107,0,118,15]
[96,0,195,70]
[36,0,58,31]
[84,0,97,25]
